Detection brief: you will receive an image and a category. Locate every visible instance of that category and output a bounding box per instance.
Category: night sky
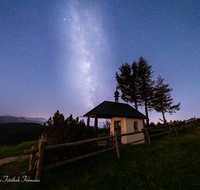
[1,0,200,124]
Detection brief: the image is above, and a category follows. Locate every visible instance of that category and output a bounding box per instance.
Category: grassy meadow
[0,140,38,159]
[1,124,200,190]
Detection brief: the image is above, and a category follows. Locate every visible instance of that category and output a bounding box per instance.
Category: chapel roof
[83,101,147,119]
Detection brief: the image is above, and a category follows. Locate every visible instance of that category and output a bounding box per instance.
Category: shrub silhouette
[43,110,94,164]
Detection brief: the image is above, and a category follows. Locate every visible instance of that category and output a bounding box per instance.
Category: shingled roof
[84,101,147,119]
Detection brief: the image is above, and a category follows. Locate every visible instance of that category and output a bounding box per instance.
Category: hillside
[0,123,44,145]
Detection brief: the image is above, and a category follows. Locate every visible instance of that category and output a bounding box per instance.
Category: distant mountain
[0,116,46,124]
[24,117,46,124]
[0,116,31,124]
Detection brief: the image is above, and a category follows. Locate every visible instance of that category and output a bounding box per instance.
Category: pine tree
[153,75,180,125]
[115,61,140,110]
[137,57,154,126]
[115,57,154,126]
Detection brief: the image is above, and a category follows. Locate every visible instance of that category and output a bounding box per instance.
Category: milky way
[58,0,110,109]
[0,0,200,123]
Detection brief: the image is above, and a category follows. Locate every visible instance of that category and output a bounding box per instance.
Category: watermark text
[0,175,40,182]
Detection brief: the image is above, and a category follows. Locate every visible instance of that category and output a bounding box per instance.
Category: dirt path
[0,155,30,166]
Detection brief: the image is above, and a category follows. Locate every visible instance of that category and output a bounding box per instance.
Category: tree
[115,57,154,126]
[149,122,156,128]
[103,119,111,129]
[137,57,155,126]
[43,111,94,164]
[45,110,65,144]
[44,110,88,145]
[115,61,140,110]
[152,75,180,125]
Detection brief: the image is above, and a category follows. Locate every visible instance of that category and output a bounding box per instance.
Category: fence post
[111,134,114,147]
[28,146,37,179]
[35,135,45,180]
[142,129,147,143]
[172,123,177,135]
[114,133,120,159]
[144,128,151,145]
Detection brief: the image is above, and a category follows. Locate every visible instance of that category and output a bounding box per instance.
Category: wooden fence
[143,117,199,144]
[21,117,199,180]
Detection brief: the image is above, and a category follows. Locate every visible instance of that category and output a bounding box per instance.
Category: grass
[1,124,200,190]
[0,158,30,190]
[97,133,110,138]
[0,140,38,159]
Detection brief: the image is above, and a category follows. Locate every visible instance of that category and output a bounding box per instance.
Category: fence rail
[24,135,114,155]
[142,117,199,144]
[21,117,199,180]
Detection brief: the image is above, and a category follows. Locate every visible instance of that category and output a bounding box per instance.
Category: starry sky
[0,0,200,124]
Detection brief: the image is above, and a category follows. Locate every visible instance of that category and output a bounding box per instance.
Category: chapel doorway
[114,121,121,144]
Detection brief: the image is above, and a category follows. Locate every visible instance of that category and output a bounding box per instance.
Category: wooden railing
[20,117,199,180]
[143,117,199,144]
[21,131,145,180]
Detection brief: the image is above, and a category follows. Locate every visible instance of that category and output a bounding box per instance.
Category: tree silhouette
[115,61,140,110]
[137,57,154,126]
[152,75,180,125]
[44,110,87,145]
[116,57,154,126]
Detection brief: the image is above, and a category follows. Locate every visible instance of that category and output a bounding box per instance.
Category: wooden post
[142,129,147,143]
[114,133,120,159]
[35,138,45,180]
[144,128,151,145]
[28,146,37,179]
[94,115,98,138]
[87,117,90,129]
[172,123,177,135]
[111,134,114,147]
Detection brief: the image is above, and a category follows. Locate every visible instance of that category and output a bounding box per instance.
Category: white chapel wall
[110,117,145,144]
[126,118,145,144]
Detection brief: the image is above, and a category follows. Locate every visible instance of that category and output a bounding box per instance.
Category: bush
[43,111,95,164]
[149,122,156,128]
